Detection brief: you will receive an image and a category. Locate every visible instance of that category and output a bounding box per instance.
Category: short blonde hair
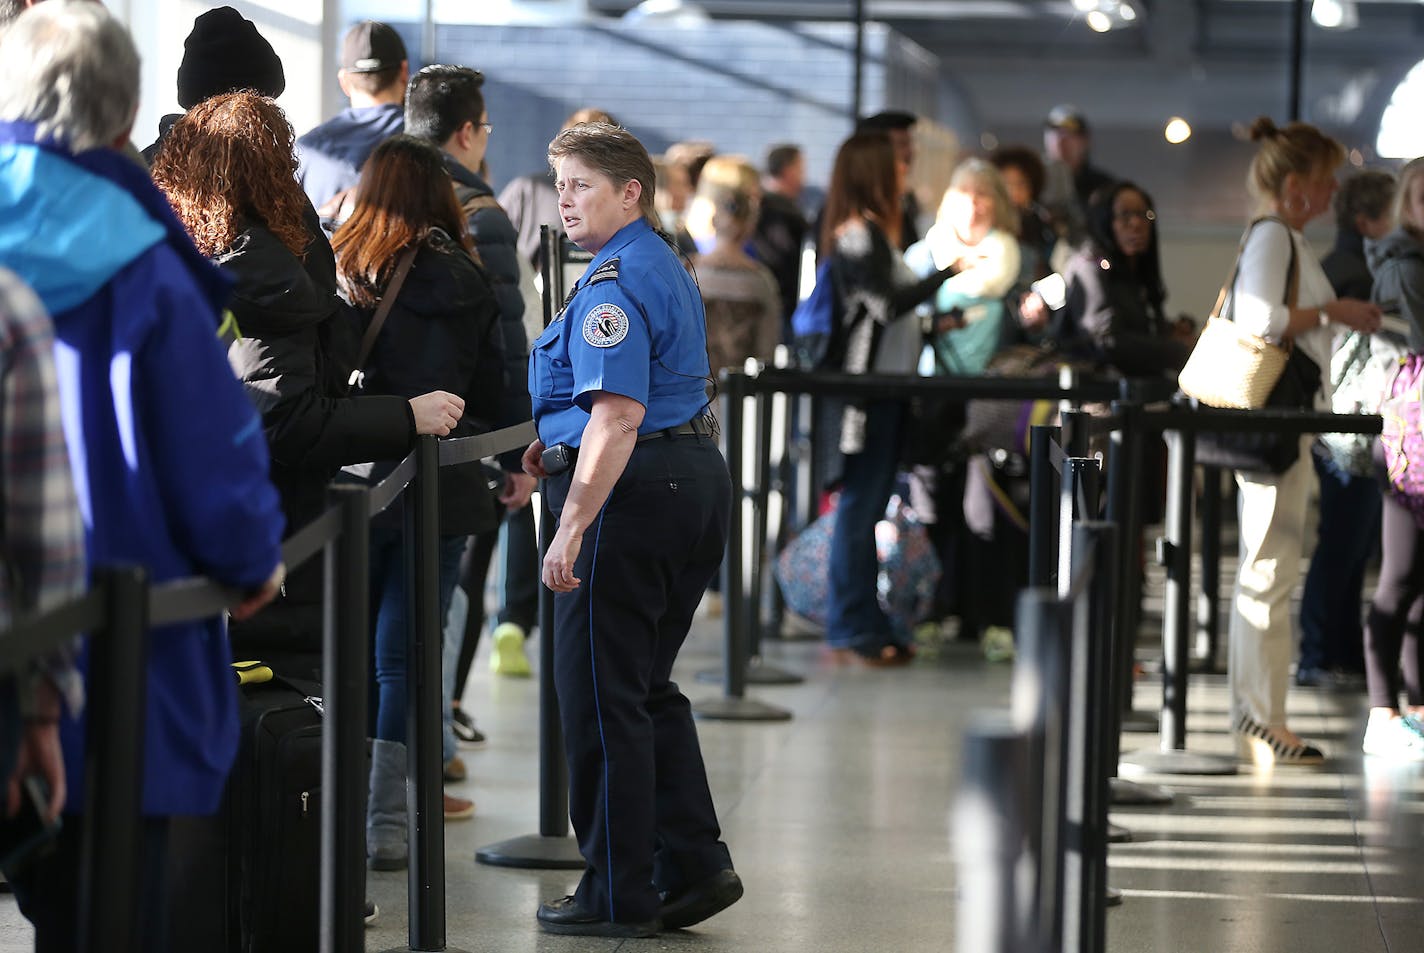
[687,155,761,238]
[1394,157,1424,234]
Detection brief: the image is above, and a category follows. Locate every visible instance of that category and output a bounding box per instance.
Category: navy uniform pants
[545,433,733,924]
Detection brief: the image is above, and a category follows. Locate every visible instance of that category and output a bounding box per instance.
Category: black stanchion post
[1060,408,1091,459]
[1196,465,1224,672]
[78,565,149,953]
[402,435,454,952]
[701,374,802,687]
[725,369,746,698]
[954,715,1033,953]
[1011,587,1070,953]
[695,372,791,722]
[475,228,587,871]
[1058,457,1099,585]
[1104,397,1170,806]
[1065,522,1118,953]
[1029,425,1061,588]
[1120,425,1236,777]
[746,379,801,685]
[475,487,584,869]
[321,485,370,953]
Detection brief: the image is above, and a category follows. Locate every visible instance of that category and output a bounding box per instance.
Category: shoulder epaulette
[587,258,620,285]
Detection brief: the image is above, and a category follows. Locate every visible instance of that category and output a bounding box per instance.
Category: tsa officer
[522,122,743,938]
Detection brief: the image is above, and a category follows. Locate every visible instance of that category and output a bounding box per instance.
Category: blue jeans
[371,531,468,744]
[826,400,905,653]
[1299,453,1378,673]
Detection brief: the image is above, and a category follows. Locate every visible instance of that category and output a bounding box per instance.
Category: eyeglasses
[479,121,493,134]
[1113,209,1156,224]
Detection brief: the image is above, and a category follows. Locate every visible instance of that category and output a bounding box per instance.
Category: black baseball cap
[856,110,917,133]
[1045,104,1089,135]
[342,21,406,74]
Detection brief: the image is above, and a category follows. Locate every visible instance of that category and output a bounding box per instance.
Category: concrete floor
[2,580,1422,951]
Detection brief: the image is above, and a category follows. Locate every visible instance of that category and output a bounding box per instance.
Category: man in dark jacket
[297,20,409,215]
[751,143,809,341]
[406,65,539,745]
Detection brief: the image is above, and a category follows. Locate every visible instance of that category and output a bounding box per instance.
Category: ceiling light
[1164,117,1192,144]
[1311,0,1358,30]
[1076,1,1142,33]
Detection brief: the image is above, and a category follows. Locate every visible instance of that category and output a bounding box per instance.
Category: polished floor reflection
[1,602,1420,951]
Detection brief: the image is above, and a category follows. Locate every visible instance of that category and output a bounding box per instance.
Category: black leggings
[1364,491,1424,710]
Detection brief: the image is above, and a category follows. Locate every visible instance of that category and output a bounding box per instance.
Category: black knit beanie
[175,6,285,109]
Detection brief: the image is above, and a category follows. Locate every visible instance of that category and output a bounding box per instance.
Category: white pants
[1228,440,1315,729]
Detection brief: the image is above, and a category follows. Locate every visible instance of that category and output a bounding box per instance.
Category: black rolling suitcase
[168,679,323,953]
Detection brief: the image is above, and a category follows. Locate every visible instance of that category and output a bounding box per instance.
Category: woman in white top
[905,158,1021,375]
[1228,117,1380,766]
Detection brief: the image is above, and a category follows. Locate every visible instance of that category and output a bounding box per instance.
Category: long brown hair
[151,91,309,258]
[332,134,474,308]
[820,132,901,255]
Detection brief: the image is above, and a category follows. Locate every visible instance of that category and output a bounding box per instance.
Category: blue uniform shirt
[530,217,711,448]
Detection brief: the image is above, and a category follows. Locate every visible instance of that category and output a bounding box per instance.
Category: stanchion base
[1107,822,1132,844]
[1119,748,1238,776]
[1110,777,1174,806]
[475,834,585,869]
[693,696,793,722]
[1121,709,1159,733]
[694,660,804,686]
[746,657,805,685]
[1105,886,1123,908]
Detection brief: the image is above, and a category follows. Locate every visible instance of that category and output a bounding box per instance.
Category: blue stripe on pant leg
[584,508,617,919]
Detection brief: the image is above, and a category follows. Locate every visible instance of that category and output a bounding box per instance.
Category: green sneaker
[981,626,1016,663]
[490,622,532,677]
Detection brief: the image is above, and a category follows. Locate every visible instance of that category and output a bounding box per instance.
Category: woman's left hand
[543,525,584,592]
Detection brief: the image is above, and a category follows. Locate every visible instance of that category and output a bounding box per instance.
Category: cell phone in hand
[0,776,61,871]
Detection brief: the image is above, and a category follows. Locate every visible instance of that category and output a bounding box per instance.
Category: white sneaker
[1362,710,1424,760]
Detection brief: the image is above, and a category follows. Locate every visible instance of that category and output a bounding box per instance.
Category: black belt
[635,417,715,443]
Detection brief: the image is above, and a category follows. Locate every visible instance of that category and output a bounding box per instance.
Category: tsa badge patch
[582,303,629,348]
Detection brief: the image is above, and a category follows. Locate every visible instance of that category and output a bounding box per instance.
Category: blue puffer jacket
[0,121,285,815]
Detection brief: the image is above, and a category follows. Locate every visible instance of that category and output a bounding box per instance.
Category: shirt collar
[586,217,652,271]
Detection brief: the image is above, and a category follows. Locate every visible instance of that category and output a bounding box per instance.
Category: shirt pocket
[530,331,573,400]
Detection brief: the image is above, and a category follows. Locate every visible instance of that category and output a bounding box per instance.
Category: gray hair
[0,0,140,152]
[0,0,24,32]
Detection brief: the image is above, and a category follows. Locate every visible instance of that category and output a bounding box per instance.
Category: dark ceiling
[587,0,1424,134]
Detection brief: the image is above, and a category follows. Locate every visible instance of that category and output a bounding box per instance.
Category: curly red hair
[151,91,309,258]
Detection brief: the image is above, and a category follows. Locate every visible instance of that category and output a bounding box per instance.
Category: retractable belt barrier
[0,421,536,953]
[700,366,1174,723]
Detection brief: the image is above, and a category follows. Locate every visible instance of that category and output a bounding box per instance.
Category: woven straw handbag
[1177,218,1297,410]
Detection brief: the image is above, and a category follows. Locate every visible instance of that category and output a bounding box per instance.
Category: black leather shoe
[536,896,660,938]
[660,869,744,929]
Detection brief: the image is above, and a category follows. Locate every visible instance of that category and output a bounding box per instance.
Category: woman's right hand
[522,439,547,479]
[1324,298,1383,334]
[409,391,465,436]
